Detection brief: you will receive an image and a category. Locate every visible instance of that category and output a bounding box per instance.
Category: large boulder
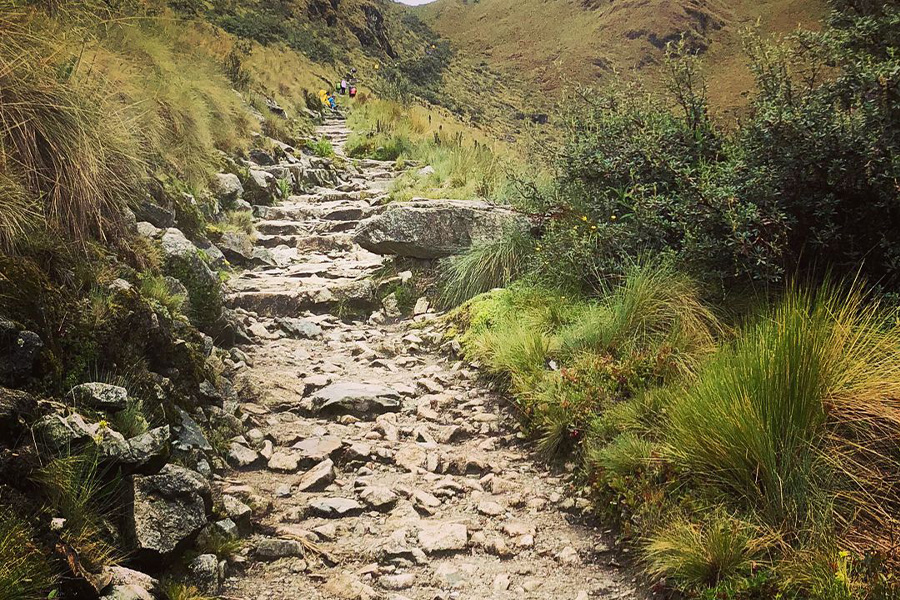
[213,173,244,207]
[0,319,42,385]
[68,382,128,412]
[160,228,223,334]
[352,199,530,259]
[243,169,279,205]
[310,382,401,418]
[126,464,211,558]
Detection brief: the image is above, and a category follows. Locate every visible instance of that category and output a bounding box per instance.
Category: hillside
[418,0,825,118]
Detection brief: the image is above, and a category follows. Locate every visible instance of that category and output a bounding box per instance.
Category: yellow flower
[839,550,851,558]
[591,225,597,230]
[98,420,108,429]
[611,214,618,221]
[581,215,588,222]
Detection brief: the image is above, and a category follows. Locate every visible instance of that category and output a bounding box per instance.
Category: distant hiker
[327,92,337,111]
[318,89,329,107]
[349,85,357,98]
[340,78,348,95]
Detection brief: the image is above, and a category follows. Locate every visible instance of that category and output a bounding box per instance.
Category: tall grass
[34,453,122,570]
[438,226,534,307]
[666,283,900,545]
[559,260,721,373]
[0,17,144,247]
[0,508,56,600]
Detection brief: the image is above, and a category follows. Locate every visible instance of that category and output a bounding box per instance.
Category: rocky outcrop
[0,319,42,385]
[352,199,530,259]
[160,228,224,334]
[127,464,211,558]
[213,173,244,207]
[68,382,128,412]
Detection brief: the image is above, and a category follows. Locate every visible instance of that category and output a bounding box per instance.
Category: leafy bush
[305,137,335,158]
[528,1,900,289]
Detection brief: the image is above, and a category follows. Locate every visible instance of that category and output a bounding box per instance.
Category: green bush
[0,508,56,600]
[527,1,900,289]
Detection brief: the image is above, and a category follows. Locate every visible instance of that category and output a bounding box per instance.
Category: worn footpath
[218,118,637,600]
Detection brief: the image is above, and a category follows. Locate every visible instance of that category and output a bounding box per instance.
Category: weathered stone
[101,426,170,471]
[417,522,468,553]
[188,553,222,595]
[173,408,212,452]
[160,228,223,333]
[353,199,530,259]
[222,495,252,531]
[359,486,398,511]
[267,452,300,473]
[213,173,244,205]
[68,382,128,412]
[255,538,305,560]
[226,442,259,469]
[127,465,210,557]
[379,573,415,590]
[311,382,401,418]
[307,497,363,518]
[0,320,42,386]
[296,459,336,492]
[276,317,323,339]
[35,413,96,450]
[0,387,37,439]
[292,436,343,465]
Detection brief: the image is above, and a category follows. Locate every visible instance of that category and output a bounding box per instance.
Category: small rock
[379,573,415,590]
[413,297,429,315]
[296,459,336,492]
[255,539,305,560]
[267,452,300,473]
[307,497,363,518]
[359,486,398,511]
[492,573,511,591]
[226,443,259,469]
[417,522,467,554]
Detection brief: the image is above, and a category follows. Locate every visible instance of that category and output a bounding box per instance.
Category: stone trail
[219,117,637,599]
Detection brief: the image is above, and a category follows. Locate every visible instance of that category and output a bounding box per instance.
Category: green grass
[163,582,214,600]
[34,453,122,571]
[666,283,900,533]
[0,508,56,600]
[305,137,335,158]
[438,226,534,307]
[644,516,766,589]
[140,273,187,316]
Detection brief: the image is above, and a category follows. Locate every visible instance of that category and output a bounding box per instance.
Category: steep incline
[218,119,637,599]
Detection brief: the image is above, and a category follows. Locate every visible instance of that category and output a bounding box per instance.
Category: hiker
[340,78,348,95]
[318,89,329,107]
[349,84,357,98]
[327,92,337,111]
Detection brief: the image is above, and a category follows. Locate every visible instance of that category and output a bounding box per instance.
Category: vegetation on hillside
[444,1,900,597]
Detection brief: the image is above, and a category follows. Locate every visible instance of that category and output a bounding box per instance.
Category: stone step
[255,234,305,249]
[256,220,307,236]
[227,278,375,317]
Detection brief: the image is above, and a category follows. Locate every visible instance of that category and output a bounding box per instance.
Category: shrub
[140,273,187,316]
[305,137,335,158]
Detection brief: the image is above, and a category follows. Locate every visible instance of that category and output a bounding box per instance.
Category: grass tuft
[0,507,56,600]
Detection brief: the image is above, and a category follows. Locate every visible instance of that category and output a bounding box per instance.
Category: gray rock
[35,413,96,450]
[226,442,259,469]
[292,436,343,466]
[174,408,213,452]
[222,495,252,531]
[134,197,175,228]
[255,538,305,560]
[267,452,300,473]
[275,317,323,339]
[0,319,43,386]
[213,518,239,539]
[101,426,170,471]
[100,566,159,594]
[0,387,37,439]
[244,169,278,205]
[160,228,223,333]
[214,173,244,205]
[310,382,401,418]
[100,585,155,600]
[359,486,399,511]
[353,199,530,259]
[67,382,128,412]
[295,459,335,492]
[189,553,221,595]
[307,497,363,518]
[127,465,210,557]
[194,237,228,271]
[136,222,161,239]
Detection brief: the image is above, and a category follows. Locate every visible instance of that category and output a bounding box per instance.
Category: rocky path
[219,117,636,600]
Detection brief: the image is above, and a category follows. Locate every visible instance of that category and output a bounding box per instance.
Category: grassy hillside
[418,0,826,119]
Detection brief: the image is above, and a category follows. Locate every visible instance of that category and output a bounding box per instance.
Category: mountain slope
[418,0,825,117]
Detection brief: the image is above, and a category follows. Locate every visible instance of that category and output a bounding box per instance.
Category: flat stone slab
[417,522,468,554]
[307,497,363,518]
[311,382,401,418]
